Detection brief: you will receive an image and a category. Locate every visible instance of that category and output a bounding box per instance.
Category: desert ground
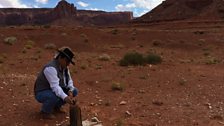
[1,21,224,126]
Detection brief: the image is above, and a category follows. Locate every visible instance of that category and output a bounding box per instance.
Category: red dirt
[1,21,224,126]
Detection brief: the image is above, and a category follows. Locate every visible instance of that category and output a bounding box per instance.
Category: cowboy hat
[57,47,75,65]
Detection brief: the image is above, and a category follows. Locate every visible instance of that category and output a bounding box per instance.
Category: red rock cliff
[133,0,224,23]
[0,0,132,26]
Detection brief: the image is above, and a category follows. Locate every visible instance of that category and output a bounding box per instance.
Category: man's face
[61,57,70,68]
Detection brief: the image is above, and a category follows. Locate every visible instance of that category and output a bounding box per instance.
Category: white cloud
[115,3,136,11]
[89,8,101,11]
[35,0,48,4]
[131,0,164,9]
[115,0,164,17]
[77,1,89,7]
[0,0,29,8]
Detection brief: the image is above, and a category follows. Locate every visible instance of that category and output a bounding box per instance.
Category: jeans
[35,88,78,113]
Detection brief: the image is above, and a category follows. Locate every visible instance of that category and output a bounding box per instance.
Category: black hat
[57,47,75,65]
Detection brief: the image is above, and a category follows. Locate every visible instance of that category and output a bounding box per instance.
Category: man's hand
[64,96,73,104]
[68,90,73,97]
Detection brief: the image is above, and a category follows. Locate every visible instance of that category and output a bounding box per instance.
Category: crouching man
[34,47,78,119]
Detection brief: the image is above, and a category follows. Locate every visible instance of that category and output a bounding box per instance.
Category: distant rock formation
[0,0,133,26]
[53,0,77,18]
[133,0,224,23]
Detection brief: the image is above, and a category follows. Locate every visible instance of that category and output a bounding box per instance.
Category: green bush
[119,52,144,66]
[145,53,162,64]
[119,52,162,66]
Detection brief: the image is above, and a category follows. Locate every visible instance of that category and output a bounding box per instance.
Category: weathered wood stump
[69,104,82,126]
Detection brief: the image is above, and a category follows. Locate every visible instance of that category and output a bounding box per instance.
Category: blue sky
[0,0,164,17]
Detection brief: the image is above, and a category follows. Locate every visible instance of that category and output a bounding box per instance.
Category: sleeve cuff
[62,94,68,100]
[69,87,75,92]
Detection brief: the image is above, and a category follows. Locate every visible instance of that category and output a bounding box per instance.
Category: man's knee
[46,92,58,103]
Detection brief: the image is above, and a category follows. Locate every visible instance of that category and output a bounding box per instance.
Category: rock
[152,100,163,106]
[53,0,77,18]
[82,120,103,126]
[0,1,132,26]
[91,117,101,123]
[119,101,127,105]
[125,111,132,116]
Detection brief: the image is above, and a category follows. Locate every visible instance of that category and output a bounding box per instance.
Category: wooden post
[69,105,82,126]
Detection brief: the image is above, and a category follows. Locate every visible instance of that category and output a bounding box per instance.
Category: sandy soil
[1,22,224,126]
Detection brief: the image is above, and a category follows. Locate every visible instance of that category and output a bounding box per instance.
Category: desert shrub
[203,52,210,56]
[145,53,162,64]
[205,57,220,65]
[22,48,27,53]
[179,78,187,85]
[111,29,118,35]
[26,40,35,46]
[116,119,123,126]
[4,36,17,45]
[131,36,136,40]
[25,40,35,49]
[61,33,67,36]
[119,52,144,66]
[194,30,204,35]
[111,82,125,91]
[152,40,161,46]
[80,33,89,43]
[98,54,111,61]
[44,43,56,49]
[80,64,87,70]
[120,52,162,66]
[95,64,102,70]
[43,25,51,29]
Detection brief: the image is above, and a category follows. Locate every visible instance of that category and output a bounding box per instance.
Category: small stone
[125,111,132,116]
[119,101,127,105]
[152,100,163,106]
[91,117,101,123]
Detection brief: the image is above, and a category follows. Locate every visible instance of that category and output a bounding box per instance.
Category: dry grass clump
[80,33,89,43]
[111,82,125,91]
[25,40,35,49]
[44,43,56,49]
[4,36,17,45]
